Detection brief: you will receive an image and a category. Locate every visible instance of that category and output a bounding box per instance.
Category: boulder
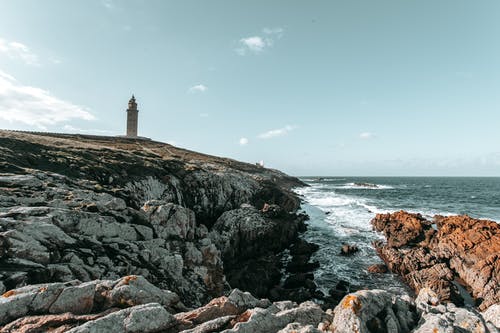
[65,303,175,333]
[96,275,180,310]
[222,301,325,333]
[329,289,417,333]
[0,310,116,333]
[142,201,196,240]
[413,288,495,333]
[372,211,429,247]
[277,323,322,333]
[0,275,180,326]
[174,288,270,331]
[340,244,359,256]
[482,304,500,328]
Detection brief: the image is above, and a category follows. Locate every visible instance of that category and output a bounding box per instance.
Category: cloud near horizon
[0,37,40,66]
[239,137,249,145]
[359,132,375,139]
[0,70,95,129]
[258,125,297,139]
[189,84,208,93]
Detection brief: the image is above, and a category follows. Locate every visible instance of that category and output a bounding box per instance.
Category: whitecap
[331,182,395,190]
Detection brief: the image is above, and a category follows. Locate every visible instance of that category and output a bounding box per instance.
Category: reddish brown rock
[367,264,388,274]
[0,310,116,333]
[433,215,500,310]
[371,211,499,310]
[173,289,269,331]
[371,211,430,247]
[174,296,239,330]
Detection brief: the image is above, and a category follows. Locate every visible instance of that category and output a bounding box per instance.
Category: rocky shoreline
[371,211,499,311]
[0,130,498,332]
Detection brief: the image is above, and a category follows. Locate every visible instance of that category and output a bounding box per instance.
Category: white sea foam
[296,186,387,236]
[295,184,412,294]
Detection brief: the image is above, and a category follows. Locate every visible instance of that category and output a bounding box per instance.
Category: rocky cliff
[0,130,307,307]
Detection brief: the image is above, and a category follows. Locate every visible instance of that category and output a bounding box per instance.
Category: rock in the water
[367,264,388,274]
[340,244,359,256]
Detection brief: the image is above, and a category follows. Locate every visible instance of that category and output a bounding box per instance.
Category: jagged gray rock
[413,288,499,333]
[1,276,498,333]
[278,323,322,333]
[65,303,175,333]
[0,275,180,326]
[96,275,180,310]
[330,289,416,333]
[222,301,325,333]
[329,288,498,333]
[142,201,196,240]
[178,315,236,333]
[482,304,500,329]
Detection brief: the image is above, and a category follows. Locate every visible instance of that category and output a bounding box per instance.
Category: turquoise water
[295,177,500,295]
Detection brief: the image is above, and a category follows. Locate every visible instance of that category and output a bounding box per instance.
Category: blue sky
[0,1,499,176]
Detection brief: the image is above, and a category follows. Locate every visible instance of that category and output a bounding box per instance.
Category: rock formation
[1,131,498,331]
[0,130,307,307]
[372,210,500,311]
[1,276,497,332]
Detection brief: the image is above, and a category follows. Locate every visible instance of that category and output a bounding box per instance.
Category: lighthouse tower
[126,95,138,137]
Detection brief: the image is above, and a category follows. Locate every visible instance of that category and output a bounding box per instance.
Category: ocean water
[295,177,500,296]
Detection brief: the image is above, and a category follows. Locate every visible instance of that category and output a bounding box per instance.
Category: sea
[294,177,500,296]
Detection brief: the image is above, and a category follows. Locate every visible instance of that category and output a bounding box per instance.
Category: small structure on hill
[126,95,139,137]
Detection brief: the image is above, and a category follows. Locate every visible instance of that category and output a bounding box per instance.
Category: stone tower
[126,95,138,137]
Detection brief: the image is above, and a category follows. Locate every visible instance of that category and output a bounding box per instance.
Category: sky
[0,0,499,176]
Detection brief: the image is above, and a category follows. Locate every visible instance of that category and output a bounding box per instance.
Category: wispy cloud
[238,36,269,54]
[102,0,114,9]
[0,70,95,130]
[239,137,249,146]
[199,113,209,118]
[359,132,375,139]
[189,84,208,93]
[263,27,284,38]
[0,37,39,66]
[258,125,297,139]
[236,27,284,55]
[49,56,62,65]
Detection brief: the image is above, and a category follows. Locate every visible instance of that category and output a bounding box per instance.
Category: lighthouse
[126,95,138,137]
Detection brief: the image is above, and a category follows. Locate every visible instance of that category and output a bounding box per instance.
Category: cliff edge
[0,130,306,306]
